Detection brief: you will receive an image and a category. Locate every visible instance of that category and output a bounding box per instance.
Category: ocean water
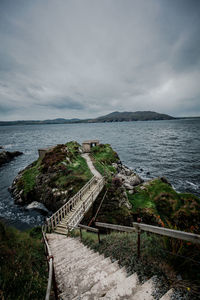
[0,118,199,229]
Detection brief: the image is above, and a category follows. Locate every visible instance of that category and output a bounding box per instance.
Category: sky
[0,0,200,121]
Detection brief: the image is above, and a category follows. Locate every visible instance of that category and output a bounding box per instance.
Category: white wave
[186,181,198,188]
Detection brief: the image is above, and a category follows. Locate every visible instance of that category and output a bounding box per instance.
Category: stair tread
[129,278,155,300]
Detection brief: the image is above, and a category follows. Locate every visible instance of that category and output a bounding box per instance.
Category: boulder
[124,182,134,190]
[129,175,143,186]
[0,151,23,167]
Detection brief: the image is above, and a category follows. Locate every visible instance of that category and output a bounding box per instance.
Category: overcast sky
[0,0,200,120]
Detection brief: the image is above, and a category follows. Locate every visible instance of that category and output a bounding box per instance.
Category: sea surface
[0,118,200,230]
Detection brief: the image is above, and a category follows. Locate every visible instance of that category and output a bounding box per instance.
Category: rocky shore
[0,150,23,167]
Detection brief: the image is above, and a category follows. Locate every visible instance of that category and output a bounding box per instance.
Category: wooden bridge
[45,153,104,235]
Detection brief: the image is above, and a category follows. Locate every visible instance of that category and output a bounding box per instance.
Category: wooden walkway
[46,154,104,235]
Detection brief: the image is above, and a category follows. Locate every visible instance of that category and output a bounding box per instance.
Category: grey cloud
[38,97,85,110]
[0,0,200,120]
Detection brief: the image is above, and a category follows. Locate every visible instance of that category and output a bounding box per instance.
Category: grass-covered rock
[0,221,47,300]
[128,177,200,233]
[12,141,92,212]
[90,143,119,177]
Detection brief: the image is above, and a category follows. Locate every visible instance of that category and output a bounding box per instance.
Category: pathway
[81,153,102,178]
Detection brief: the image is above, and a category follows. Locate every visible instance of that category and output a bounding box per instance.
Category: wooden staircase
[45,154,104,235]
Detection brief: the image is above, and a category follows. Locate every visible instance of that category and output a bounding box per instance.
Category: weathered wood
[133,222,200,244]
[79,224,99,233]
[42,230,56,300]
[45,258,53,300]
[95,222,136,233]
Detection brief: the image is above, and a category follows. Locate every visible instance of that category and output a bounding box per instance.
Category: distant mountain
[79,111,175,123]
[0,118,80,126]
[0,111,175,126]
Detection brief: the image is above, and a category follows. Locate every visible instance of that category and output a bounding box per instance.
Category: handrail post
[98,230,100,244]
[136,218,141,259]
[80,227,82,241]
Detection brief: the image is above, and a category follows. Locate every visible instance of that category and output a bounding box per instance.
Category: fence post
[98,230,100,244]
[137,218,141,259]
[80,227,82,241]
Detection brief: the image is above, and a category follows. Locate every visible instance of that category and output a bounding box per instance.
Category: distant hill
[81,111,175,123]
[0,111,175,126]
[0,118,80,126]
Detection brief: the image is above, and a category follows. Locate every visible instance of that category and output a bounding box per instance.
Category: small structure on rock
[38,146,55,159]
[82,140,99,153]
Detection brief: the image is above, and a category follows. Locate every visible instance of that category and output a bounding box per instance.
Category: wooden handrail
[67,177,105,229]
[95,222,136,233]
[95,221,200,244]
[95,221,200,259]
[42,229,58,300]
[46,176,97,231]
[79,224,99,233]
[132,222,200,244]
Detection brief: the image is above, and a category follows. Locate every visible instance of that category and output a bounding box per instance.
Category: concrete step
[74,267,128,300]
[102,273,139,300]
[130,278,155,300]
[59,259,120,298]
[55,249,96,269]
[56,252,101,274]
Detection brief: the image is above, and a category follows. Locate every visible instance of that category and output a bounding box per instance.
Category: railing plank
[79,224,99,233]
[133,222,200,244]
[95,222,136,233]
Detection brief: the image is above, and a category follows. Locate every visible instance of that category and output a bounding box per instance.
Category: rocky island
[11,141,200,233]
[0,150,23,167]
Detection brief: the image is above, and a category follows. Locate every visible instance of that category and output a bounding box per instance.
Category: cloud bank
[0,0,200,120]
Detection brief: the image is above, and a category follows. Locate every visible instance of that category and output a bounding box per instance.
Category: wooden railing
[46,176,97,231]
[95,221,200,258]
[78,224,100,243]
[67,177,105,229]
[42,226,58,300]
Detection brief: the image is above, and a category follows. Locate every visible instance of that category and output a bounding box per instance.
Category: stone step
[55,248,96,269]
[74,267,128,300]
[102,273,139,300]
[59,259,120,298]
[53,246,94,266]
[56,252,101,275]
[130,278,155,300]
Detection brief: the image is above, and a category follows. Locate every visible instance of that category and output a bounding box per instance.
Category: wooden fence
[95,221,200,258]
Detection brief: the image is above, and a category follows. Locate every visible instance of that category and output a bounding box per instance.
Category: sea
[0,118,200,230]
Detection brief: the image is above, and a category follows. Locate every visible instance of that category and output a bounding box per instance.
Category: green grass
[17,159,41,195]
[0,222,47,300]
[128,178,200,232]
[91,144,118,177]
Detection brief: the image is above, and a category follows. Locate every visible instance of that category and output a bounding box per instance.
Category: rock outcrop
[113,161,143,191]
[0,151,23,167]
